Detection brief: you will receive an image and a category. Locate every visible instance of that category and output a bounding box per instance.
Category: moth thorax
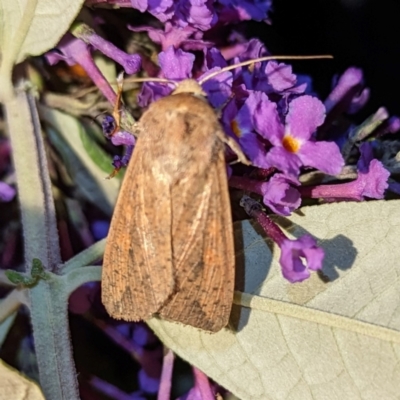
[172,79,206,97]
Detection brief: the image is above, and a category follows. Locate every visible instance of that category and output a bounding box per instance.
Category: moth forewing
[102,82,239,331]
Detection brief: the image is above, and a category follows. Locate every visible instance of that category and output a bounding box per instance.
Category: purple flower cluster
[46,0,393,286]
[129,0,272,31]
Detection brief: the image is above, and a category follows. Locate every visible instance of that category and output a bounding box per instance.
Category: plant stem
[4,80,80,399]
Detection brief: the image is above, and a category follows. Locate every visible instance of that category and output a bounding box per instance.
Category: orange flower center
[282,135,300,153]
[230,120,241,137]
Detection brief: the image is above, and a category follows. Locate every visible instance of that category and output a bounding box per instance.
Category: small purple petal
[200,68,232,108]
[78,29,141,74]
[45,34,85,67]
[240,132,269,168]
[265,146,303,176]
[101,115,116,137]
[357,141,374,172]
[130,0,148,12]
[203,47,228,70]
[261,174,301,216]
[110,131,135,146]
[218,0,273,21]
[129,23,196,51]
[159,46,195,80]
[280,235,324,283]
[91,220,109,240]
[174,0,217,30]
[347,87,370,114]
[286,95,326,140]
[359,159,389,199]
[130,0,174,20]
[158,350,174,400]
[299,141,344,176]
[0,182,16,202]
[235,38,267,61]
[138,82,173,108]
[46,34,117,104]
[325,67,365,113]
[357,143,389,199]
[265,61,297,92]
[249,92,284,142]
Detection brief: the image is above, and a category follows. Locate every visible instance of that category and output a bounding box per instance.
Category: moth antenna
[122,76,177,86]
[112,72,125,128]
[198,54,333,85]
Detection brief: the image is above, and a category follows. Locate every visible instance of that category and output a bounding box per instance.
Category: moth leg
[215,129,251,166]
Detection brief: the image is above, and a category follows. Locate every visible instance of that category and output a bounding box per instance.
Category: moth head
[172,79,206,97]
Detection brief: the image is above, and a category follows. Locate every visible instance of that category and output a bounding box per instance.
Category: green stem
[4,80,80,399]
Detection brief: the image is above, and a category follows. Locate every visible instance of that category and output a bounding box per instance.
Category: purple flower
[110,131,135,147]
[129,23,197,51]
[375,115,400,137]
[279,235,325,283]
[357,142,389,199]
[159,46,195,80]
[137,46,194,107]
[221,96,269,168]
[229,173,301,216]
[242,59,306,95]
[217,0,273,22]
[325,67,369,115]
[102,115,116,137]
[240,195,324,283]
[138,81,173,108]
[101,115,135,146]
[254,94,344,176]
[0,182,16,202]
[46,34,117,104]
[131,0,217,30]
[200,67,233,107]
[264,61,306,93]
[261,173,301,216]
[74,26,141,75]
[299,143,389,201]
[173,0,217,31]
[130,0,174,21]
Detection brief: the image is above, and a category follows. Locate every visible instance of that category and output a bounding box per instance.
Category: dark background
[251,0,399,122]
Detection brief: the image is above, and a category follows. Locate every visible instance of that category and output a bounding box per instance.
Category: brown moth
[101,55,332,332]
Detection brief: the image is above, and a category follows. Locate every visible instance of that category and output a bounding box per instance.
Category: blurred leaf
[40,105,119,215]
[94,53,117,84]
[0,313,16,347]
[0,359,44,400]
[79,120,117,176]
[0,0,85,101]
[149,200,400,400]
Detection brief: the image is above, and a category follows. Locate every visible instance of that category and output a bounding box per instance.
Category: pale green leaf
[0,0,85,101]
[40,105,119,215]
[0,359,45,400]
[148,200,400,400]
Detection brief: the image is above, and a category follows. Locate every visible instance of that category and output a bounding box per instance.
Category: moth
[101,55,332,332]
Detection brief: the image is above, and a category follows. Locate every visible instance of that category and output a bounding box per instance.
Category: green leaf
[79,121,119,176]
[149,200,400,400]
[0,0,85,101]
[31,259,49,281]
[0,359,45,399]
[40,105,119,215]
[4,271,28,285]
